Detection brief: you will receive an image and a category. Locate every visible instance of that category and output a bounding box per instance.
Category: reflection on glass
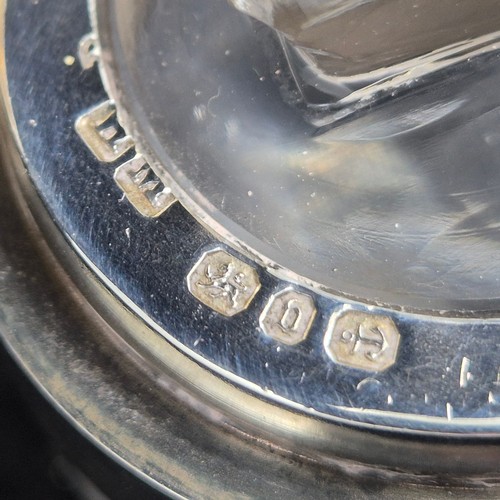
[231,0,500,108]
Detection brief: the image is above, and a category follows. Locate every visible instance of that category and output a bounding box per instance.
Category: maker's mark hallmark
[75,99,175,218]
[78,33,99,70]
[114,155,175,218]
[324,310,400,372]
[260,288,316,345]
[75,100,134,163]
[187,249,261,317]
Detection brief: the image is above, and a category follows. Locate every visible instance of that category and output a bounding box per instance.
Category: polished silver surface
[4,0,500,497]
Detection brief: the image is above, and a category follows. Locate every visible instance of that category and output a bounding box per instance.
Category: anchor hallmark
[325,310,400,372]
[341,324,387,361]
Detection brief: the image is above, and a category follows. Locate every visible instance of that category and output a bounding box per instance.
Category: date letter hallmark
[260,288,316,345]
[324,310,400,372]
[187,249,261,317]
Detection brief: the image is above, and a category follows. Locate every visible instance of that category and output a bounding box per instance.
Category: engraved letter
[75,100,134,163]
[114,155,176,218]
[260,289,316,346]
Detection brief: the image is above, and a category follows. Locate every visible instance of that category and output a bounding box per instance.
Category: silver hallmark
[324,310,400,373]
[187,249,261,317]
[259,288,316,345]
[114,155,175,218]
[75,99,177,218]
[75,100,134,163]
[78,33,99,70]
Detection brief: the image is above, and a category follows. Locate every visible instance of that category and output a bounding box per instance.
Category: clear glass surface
[99,0,500,312]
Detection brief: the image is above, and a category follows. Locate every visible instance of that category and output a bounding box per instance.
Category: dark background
[0,344,97,500]
[0,344,165,500]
